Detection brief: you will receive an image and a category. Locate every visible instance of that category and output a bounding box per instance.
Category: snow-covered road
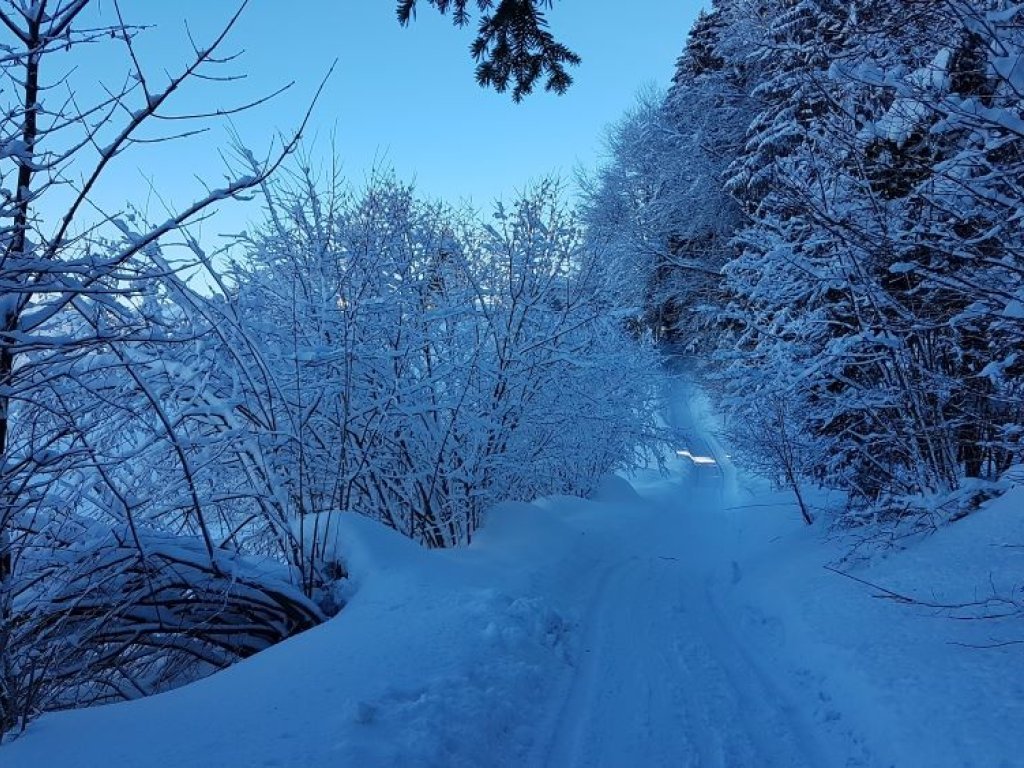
[542,371,819,768]
[543,546,817,768]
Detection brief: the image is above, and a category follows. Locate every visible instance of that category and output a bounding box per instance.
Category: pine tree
[397,0,580,100]
[717,0,1024,511]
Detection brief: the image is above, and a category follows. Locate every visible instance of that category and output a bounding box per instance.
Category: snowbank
[712,481,1024,768]
[0,492,644,768]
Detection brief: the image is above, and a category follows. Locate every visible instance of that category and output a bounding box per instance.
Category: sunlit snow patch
[676,448,717,466]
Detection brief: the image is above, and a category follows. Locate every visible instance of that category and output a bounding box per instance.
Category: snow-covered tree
[581,0,756,348]
[586,0,1024,522]
[717,0,1024,514]
[0,2,318,737]
[205,172,665,555]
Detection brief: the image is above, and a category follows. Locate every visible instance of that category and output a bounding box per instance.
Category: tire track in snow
[542,546,819,768]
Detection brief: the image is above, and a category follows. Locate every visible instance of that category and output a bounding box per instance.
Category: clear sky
[52,1,708,239]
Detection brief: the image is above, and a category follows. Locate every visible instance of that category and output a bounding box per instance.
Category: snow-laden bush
[206,172,664,561]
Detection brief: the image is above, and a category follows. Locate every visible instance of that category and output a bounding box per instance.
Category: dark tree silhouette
[397,0,580,100]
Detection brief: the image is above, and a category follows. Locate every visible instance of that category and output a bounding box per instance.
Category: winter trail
[543,375,821,768]
[0,372,850,768]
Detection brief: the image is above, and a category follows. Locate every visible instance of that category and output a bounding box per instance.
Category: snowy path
[544,549,816,768]
[542,373,818,768]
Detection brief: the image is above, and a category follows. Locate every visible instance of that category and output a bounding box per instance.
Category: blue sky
[63,1,707,238]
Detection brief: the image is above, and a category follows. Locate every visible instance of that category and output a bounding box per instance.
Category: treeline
[587,0,1024,523]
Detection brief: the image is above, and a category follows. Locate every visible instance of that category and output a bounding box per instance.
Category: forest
[588,0,1024,525]
[0,0,1022,758]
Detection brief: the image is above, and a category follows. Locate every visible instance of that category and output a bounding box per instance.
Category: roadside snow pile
[0,501,631,768]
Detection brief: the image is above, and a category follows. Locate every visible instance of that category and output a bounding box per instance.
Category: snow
[720,483,1024,768]
[3,382,1023,767]
[676,448,718,466]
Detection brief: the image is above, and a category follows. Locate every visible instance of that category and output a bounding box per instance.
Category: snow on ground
[3,377,1023,767]
[726,480,1024,768]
